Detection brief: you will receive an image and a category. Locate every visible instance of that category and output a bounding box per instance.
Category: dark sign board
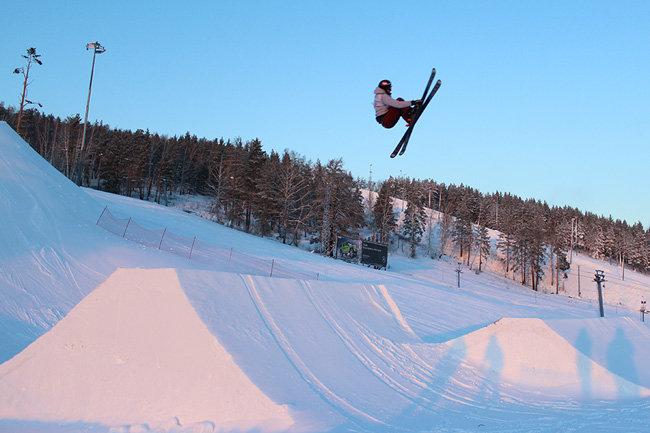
[361,241,388,269]
[336,237,361,263]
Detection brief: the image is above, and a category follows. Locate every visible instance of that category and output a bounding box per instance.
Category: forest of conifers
[2,103,649,290]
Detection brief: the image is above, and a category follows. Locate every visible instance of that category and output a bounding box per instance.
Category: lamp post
[77,41,105,185]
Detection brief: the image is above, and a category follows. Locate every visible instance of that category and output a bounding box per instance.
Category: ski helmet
[378,79,392,92]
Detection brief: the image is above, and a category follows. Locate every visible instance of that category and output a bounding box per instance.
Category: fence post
[158,228,167,250]
[642,301,647,323]
[189,237,196,260]
[96,206,108,225]
[270,259,275,277]
[122,218,132,238]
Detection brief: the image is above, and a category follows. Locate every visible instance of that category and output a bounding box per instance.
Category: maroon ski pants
[377,98,411,129]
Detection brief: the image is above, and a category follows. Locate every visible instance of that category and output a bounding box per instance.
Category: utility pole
[577,264,581,297]
[594,270,606,318]
[367,164,374,212]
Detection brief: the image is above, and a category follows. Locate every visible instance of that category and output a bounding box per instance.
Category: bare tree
[13,48,43,136]
[276,151,312,244]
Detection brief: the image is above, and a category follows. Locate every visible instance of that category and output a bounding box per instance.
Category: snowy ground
[1,121,649,433]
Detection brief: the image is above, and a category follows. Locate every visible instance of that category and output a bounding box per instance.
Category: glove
[411,99,422,106]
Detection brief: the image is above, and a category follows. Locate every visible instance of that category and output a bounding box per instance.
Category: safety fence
[96,206,318,280]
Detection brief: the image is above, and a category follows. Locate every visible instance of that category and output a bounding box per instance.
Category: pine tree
[372,180,396,244]
[255,151,280,238]
[495,199,515,275]
[401,184,426,258]
[515,204,547,291]
[474,224,491,272]
[603,224,616,264]
[206,140,231,221]
[547,216,571,293]
[312,159,363,256]
[243,138,266,233]
[222,140,247,228]
[438,210,453,258]
[452,194,476,265]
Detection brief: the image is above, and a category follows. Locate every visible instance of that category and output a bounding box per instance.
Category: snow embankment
[0,121,197,364]
[0,268,293,432]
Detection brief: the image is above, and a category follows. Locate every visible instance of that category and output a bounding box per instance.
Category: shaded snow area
[0,121,649,432]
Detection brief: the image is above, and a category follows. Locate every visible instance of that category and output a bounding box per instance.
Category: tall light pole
[76,41,106,185]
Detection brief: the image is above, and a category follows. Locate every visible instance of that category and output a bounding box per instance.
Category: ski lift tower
[594,270,606,318]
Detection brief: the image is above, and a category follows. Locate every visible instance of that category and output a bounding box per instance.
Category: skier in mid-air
[374,79,422,129]
[374,70,441,157]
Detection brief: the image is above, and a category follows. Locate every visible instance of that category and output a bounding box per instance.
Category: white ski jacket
[373,87,412,117]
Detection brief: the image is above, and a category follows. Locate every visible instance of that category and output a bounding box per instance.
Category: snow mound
[447,317,650,400]
[0,268,293,431]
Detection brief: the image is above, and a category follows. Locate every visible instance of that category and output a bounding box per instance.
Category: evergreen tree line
[0,104,364,256]
[2,104,649,283]
[371,177,650,290]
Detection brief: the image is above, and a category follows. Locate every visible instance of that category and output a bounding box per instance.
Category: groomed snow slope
[1,121,650,432]
[5,266,649,432]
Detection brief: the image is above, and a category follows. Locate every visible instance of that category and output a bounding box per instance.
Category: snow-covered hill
[359,189,650,316]
[1,121,649,433]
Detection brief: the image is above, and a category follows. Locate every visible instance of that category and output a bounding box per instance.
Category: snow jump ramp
[443,317,650,400]
[0,268,294,431]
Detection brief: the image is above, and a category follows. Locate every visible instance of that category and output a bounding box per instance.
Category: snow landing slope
[1,121,650,432]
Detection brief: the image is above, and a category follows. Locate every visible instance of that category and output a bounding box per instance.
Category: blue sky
[2,1,649,228]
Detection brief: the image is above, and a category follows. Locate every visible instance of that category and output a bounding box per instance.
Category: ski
[390,69,435,158]
[390,69,441,158]
[397,79,441,156]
